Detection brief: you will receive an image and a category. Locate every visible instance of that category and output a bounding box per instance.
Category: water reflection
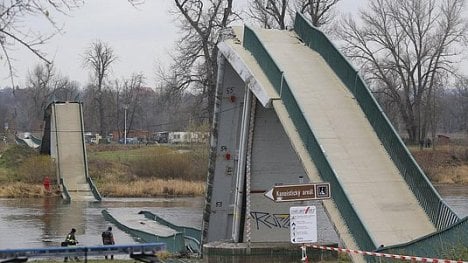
[0,186,465,250]
[434,184,468,217]
[0,197,203,249]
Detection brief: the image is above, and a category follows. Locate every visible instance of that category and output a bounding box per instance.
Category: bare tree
[164,0,234,123]
[247,0,340,29]
[121,73,145,137]
[1,0,143,86]
[294,0,340,27]
[247,0,290,29]
[454,77,468,133]
[82,40,117,136]
[439,76,468,133]
[16,63,79,131]
[339,0,467,143]
[25,64,54,129]
[0,0,83,84]
[51,78,80,101]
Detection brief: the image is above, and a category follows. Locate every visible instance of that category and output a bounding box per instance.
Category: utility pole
[124,105,128,145]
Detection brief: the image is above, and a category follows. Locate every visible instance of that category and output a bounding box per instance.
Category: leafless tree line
[247,0,340,29]
[1,0,82,86]
[159,0,341,124]
[339,0,467,142]
[0,69,204,138]
[1,0,467,143]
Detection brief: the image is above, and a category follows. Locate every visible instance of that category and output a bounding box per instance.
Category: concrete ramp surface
[204,14,461,256]
[251,28,435,246]
[50,102,95,201]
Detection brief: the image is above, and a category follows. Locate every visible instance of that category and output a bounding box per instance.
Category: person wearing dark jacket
[63,228,79,262]
[102,226,115,260]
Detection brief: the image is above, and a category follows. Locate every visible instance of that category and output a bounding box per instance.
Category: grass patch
[0,182,60,198]
[17,155,56,183]
[88,144,208,182]
[87,144,208,197]
[88,145,173,162]
[410,144,468,184]
[443,245,468,261]
[0,144,207,198]
[1,138,466,198]
[98,179,205,197]
[0,144,56,183]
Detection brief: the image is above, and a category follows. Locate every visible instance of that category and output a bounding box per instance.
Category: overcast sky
[1,0,180,87]
[3,0,465,88]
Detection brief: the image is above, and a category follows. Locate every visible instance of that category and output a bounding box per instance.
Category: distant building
[168,131,209,144]
[437,134,450,145]
[152,131,169,143]
[111,130,150,142]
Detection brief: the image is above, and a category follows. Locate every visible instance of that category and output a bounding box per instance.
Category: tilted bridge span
[202,13,466,262]
[40,101,101,202]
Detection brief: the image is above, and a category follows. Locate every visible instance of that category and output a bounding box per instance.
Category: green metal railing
[377,216,468,260]
[102,210,185,253]
[139,211,201,252]
[31,135,42,145]
[60,178,71,203]
[78,102,101,201]
[243,26,376,252]
[86,176,102,201]
[293,13,460,231]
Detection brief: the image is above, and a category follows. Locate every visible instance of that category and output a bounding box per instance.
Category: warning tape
[302,244,468,263]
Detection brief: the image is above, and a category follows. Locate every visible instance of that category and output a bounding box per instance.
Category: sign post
[290,206,317,244]
[264,183,330,202]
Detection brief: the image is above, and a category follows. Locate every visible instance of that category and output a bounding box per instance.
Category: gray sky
[1,0,465,88]
[1,0,179,87]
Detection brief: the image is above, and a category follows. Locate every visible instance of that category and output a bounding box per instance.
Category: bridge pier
[203,241,338,263]
[202,28,339,248]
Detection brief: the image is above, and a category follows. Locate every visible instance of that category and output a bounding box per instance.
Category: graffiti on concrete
[250,211,290,230]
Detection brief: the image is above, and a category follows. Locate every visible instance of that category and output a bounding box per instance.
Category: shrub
[410,145,468,184]
[98,179,204,197]
[16,155,56,183]
[0,144,37,168]
[128,145,209,181]
[444,245,468,261]
[130,152,193,180]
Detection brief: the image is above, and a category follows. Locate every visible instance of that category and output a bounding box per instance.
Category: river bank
[1,143,467,198]
[0,144,207,198]
[0,179,205,198]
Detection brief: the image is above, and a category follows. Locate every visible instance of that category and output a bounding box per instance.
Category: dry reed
[410,145,468,184]
[0,182,60,198]
[97,178,205,197]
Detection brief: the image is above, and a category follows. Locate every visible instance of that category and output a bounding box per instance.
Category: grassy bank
[0,140,467,198]
[87,144,207,198]
[410,144,468,184]
[0,143,207,198]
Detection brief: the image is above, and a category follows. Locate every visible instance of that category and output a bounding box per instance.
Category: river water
[0,197,204,249]
[434,184,468,217]
[0,185,466,250]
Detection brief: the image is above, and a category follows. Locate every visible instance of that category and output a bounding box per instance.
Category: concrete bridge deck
[51,102,95,201]
[256,28,435,245]
[219,27,435,247]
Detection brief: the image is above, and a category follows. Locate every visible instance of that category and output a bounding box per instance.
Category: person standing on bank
[63,228,79,262]
[102,226,115,260]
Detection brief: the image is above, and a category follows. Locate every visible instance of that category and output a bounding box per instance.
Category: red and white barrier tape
[301,244,468,263]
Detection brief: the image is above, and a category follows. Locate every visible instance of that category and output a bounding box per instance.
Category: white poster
[290,206,317,244]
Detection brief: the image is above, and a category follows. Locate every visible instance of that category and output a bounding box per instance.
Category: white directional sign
[290,206,317,244]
